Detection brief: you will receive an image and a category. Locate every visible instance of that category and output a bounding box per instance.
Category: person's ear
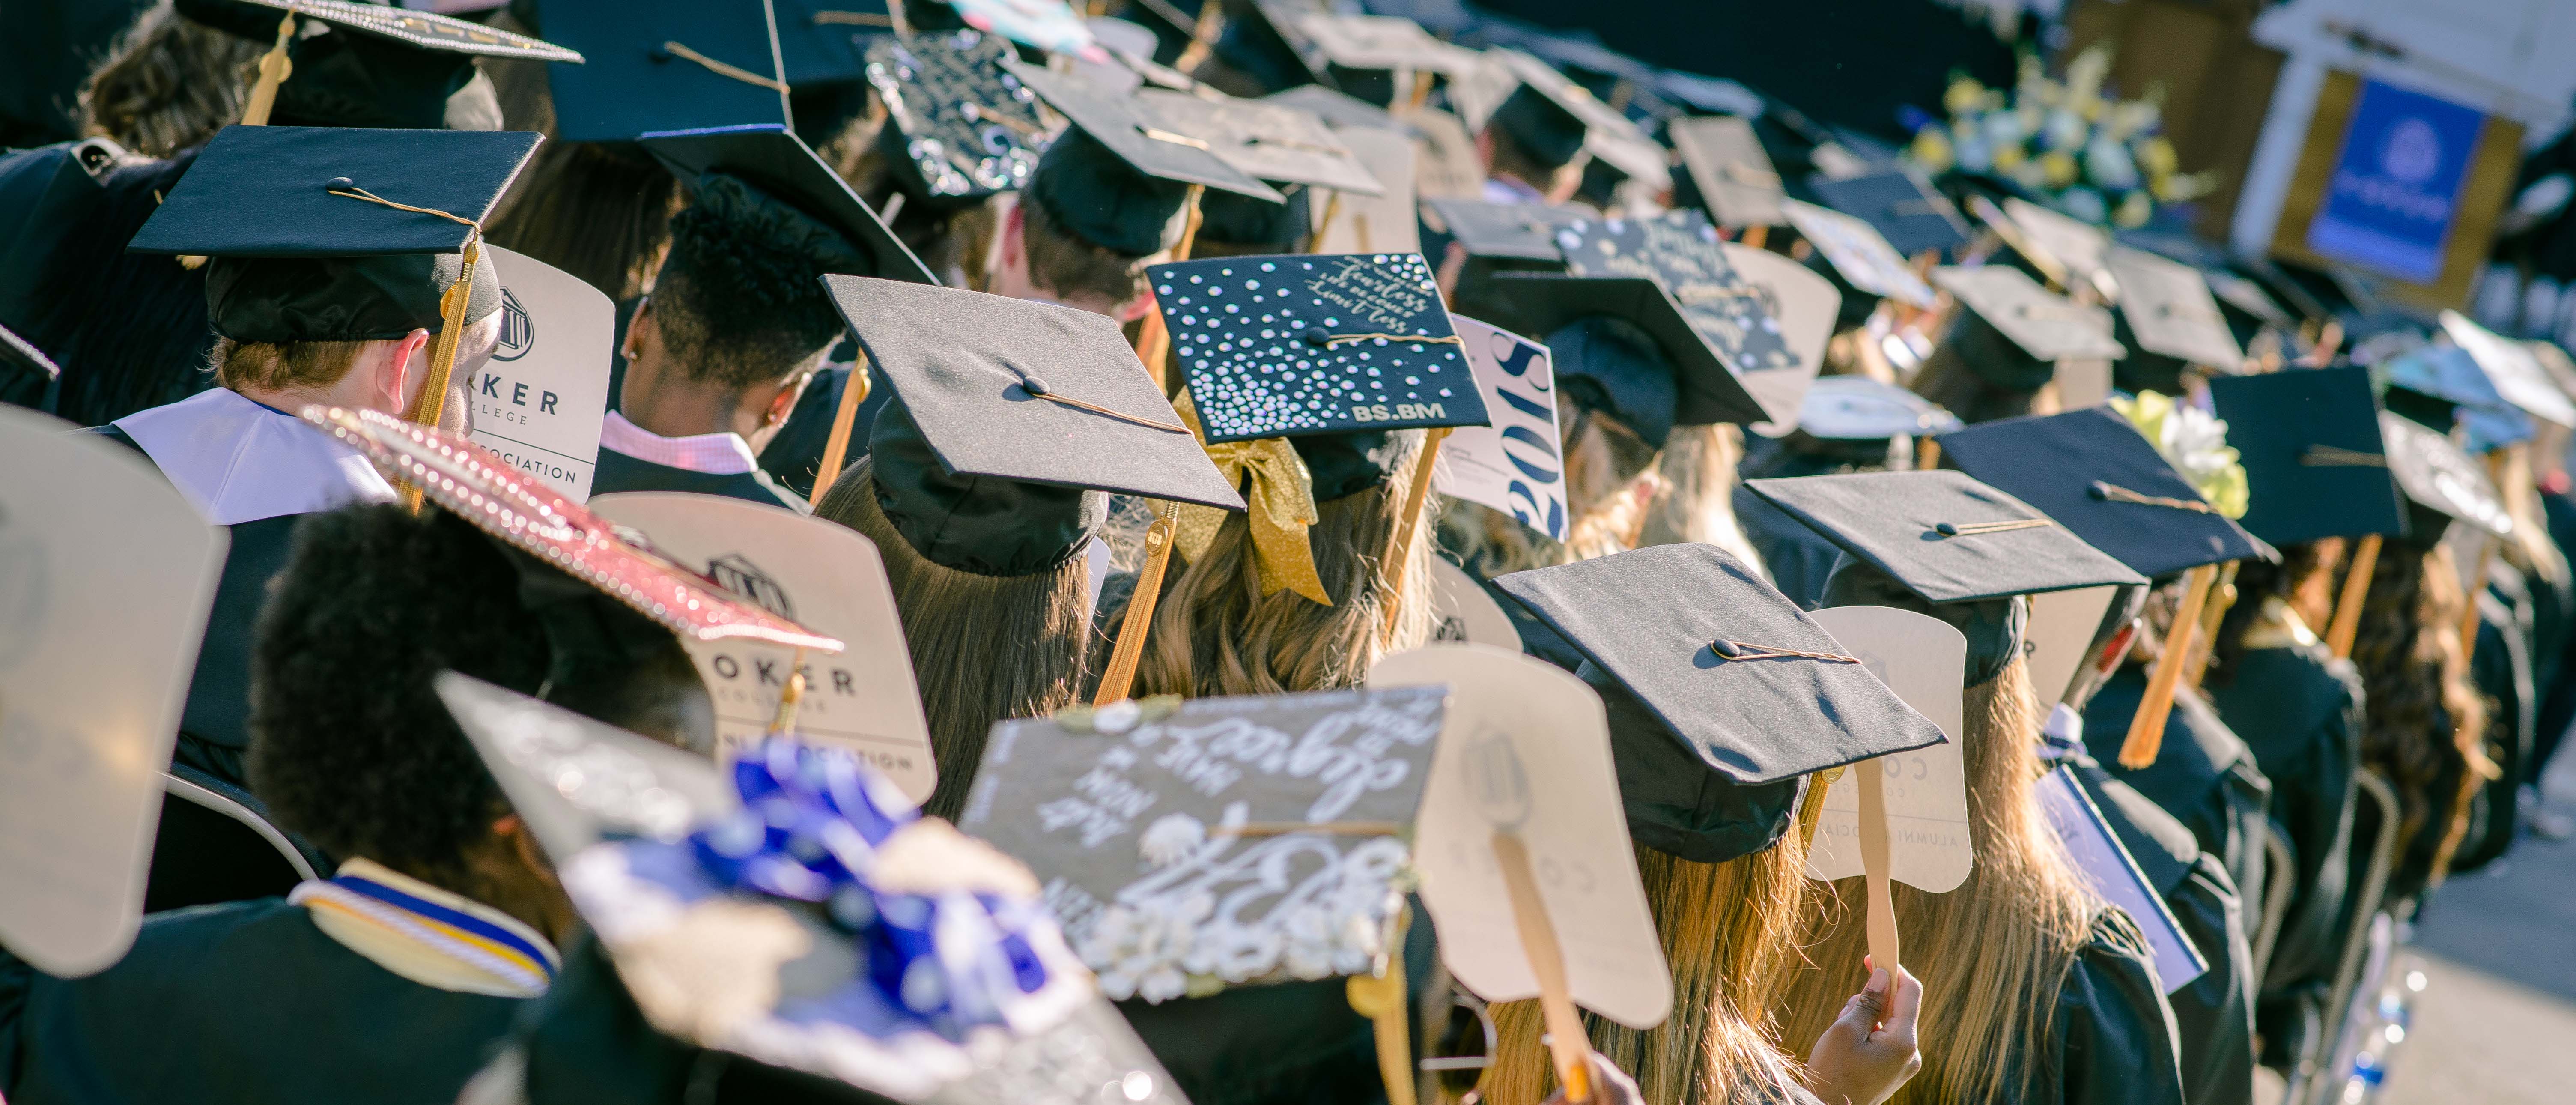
[378,329,433,412]
[763,369,813,428]
[1114,292,1156,323]
[1002,200,1027,268]
[621,296,654,361]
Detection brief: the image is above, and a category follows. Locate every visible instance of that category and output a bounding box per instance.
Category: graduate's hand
[1540,1052,1643,1105]
[1802,957,1922,1105]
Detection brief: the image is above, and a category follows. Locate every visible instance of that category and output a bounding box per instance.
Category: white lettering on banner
[1436,315,1568,541]
[467,245,611,503]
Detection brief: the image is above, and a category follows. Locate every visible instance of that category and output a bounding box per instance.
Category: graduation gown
[2065,759,2257,1105]
[2453,573,2536,874]
[1733,482,1845,610]
[2015,914,2190,1105]
[2200,613,2363,1065]
[0,901,521,1105]
[93,387,401,782]
[592,445,811,511]
[2081,668,2273,912]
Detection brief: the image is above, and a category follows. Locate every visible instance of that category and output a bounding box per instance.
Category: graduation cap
[1782,198,1938,310]
[125,125,540,344]
[180,0,579,129]
[1670,115,1784,228]
[1160,252,1488,444]
[2103,245,2245,387]
[1422,197,1580,263]
[1494,210,1804,427]
[1136,89,1385,196]
[541,0,790,143]
[772,0,880,86]
[2379,411,2514,544]
[1931,265,2126,391]
[1008,61,1281,256]
[864,29,1051,203]
[827,276,1243,576]
[1998,197,2112,291]
[641,124,936,284]
[1294,12,1481,79]
[1491,543,1948,863]
[1454,52,1585,170]
[1747,470,2147,684]
[1809,169,1968,257]
[436,677,1184,1104]
[2205,367,2408,547]
[1796,376,1962,441]
[1262,84,1411,134]
[2377,343,2534,450]
[1191,185,1314,254]
[0,321,58,408]
[1935,407,2275,579]
[2440,310,2576,429]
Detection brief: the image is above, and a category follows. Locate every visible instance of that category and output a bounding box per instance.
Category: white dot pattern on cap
[1154,253,1482,443]
[1556,211,1801,373]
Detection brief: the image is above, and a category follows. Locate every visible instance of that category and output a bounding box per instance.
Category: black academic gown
[2020,913,2191,1105]
[0,900,523,1105]
[2452,574,2535,874]
[2065,759,2257,1105]
[2081,669,2273,913]
[2202,636,2363,1067]
[590,447,811,513]
[1734,483,1846,610]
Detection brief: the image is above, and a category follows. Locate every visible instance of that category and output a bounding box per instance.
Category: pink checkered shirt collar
[599,411,760,475]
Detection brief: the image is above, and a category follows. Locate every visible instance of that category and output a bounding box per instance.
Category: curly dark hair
[652,173,855,393]
[2347,541,2488,878]
[245,505,552,887]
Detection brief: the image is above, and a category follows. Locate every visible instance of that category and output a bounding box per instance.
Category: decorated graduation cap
[1136,89,1386,197]
[437,675,1186,1104]
[541,0,791,142]
[128,125,536,436]
[1937,408,2273,580]
[0,405,227,978]
[2206,367,2408,548]
[1796,376,1963,441]
[1421,196,1580,319]
[1671,115,1785,228]
[1007,60,1281,257]
[1747,470,2147,685]
[1494,210,1805,427]
[1809,168,1968,257]
[865,29,1052,204]
[2380,411,2514,545]
[178,0,578,129]
[641,124,937,285]
[1492,543,1948,863]
[2102,244,2245,394]
[1782,198,1939,311]
[827,276,1243,577]
[1931,265,2126,391]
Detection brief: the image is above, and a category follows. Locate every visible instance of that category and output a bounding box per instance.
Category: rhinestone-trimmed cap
[303,406,843,653]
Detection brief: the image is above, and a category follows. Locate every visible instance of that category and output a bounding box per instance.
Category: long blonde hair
[1776,657,2129,1104]
[1440,406,1762,581]
[1116,432,1437,698]
[813,461,1094,818]
[1479,843,1816,1105]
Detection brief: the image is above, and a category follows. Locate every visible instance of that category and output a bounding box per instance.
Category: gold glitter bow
[1171,392,1332,606]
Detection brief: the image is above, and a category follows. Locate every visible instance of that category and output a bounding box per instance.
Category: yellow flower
[2113,190,2153,228]
[1910,129,1955,173]
[1944,76,1987,117]
[2134,136,2178,178]
[2040,149,2079,188]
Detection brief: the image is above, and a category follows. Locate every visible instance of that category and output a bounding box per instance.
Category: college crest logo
[492,287,534,362]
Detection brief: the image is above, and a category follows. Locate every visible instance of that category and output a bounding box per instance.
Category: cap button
[326,176,354,191]
[1934,522,1960,536]
[2087,480,2114,500]
[1302,326,1332,347]
[1020,376,1050,396]
[648,45,672,62]
[1708,639,1743,660]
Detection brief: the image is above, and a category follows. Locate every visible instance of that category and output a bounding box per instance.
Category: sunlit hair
[1439,404,1765,583]
[1479,842,1815,1105]
[2206,542,2329,686]
[1114,431,1437,698]
[1641,422,1763,569]
[484,140,682,302]
[1776,657,2133,1104]
[79,1,259,157]
[2489,444,2572,589]
[2347,540,2492,885]
[812,460,1093,820]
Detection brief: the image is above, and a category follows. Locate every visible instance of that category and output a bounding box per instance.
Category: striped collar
[600,410,760,475]
[292,857,560,998]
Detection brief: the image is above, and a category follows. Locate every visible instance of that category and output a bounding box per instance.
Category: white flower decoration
[1138,814,1207,870]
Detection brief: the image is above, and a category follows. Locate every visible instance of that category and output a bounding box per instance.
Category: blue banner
[2306,78,2486,284]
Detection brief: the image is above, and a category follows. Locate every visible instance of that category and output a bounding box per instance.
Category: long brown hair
[813,460,1093,819]
[1479,843,1816,1105]
[1777,657,2129,1104]
[2346,540,2492,881]
[1115,432,1437,698]
[79,1,260,156]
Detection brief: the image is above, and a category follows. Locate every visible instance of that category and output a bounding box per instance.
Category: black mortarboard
[1934,267,2118,363]
[1493,543,1948,863]
[180,0,580,130]
[828,276,1243,576]
[1936,407,2276,578]
[772,0,876,86]
[541,0,790,142]
[1488,84,1588,169]
[1418,196,1579,319]
[1293,12,1479,80]
[1782,198,1939,311]
[1809,168,1969,257]
[641,125,936,284]
[1670,115,1785,228]
[2104,245,2242,371]
[125,125,540,343]
[865,29,1051,204]
[1193,184,1315,253]
[1796,376,1962,440]
[1262,84,1410,134]
[1008,62,1281,257]
[1750,469,2147,685]
[2206,367,2408,547]
[2441,311,2576,429]
[1007,60,1282,200]
[1159,252,1489,443]
[1136,90,1386,196]
[2379,411,2514,545]
[1494,210,1807,426]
